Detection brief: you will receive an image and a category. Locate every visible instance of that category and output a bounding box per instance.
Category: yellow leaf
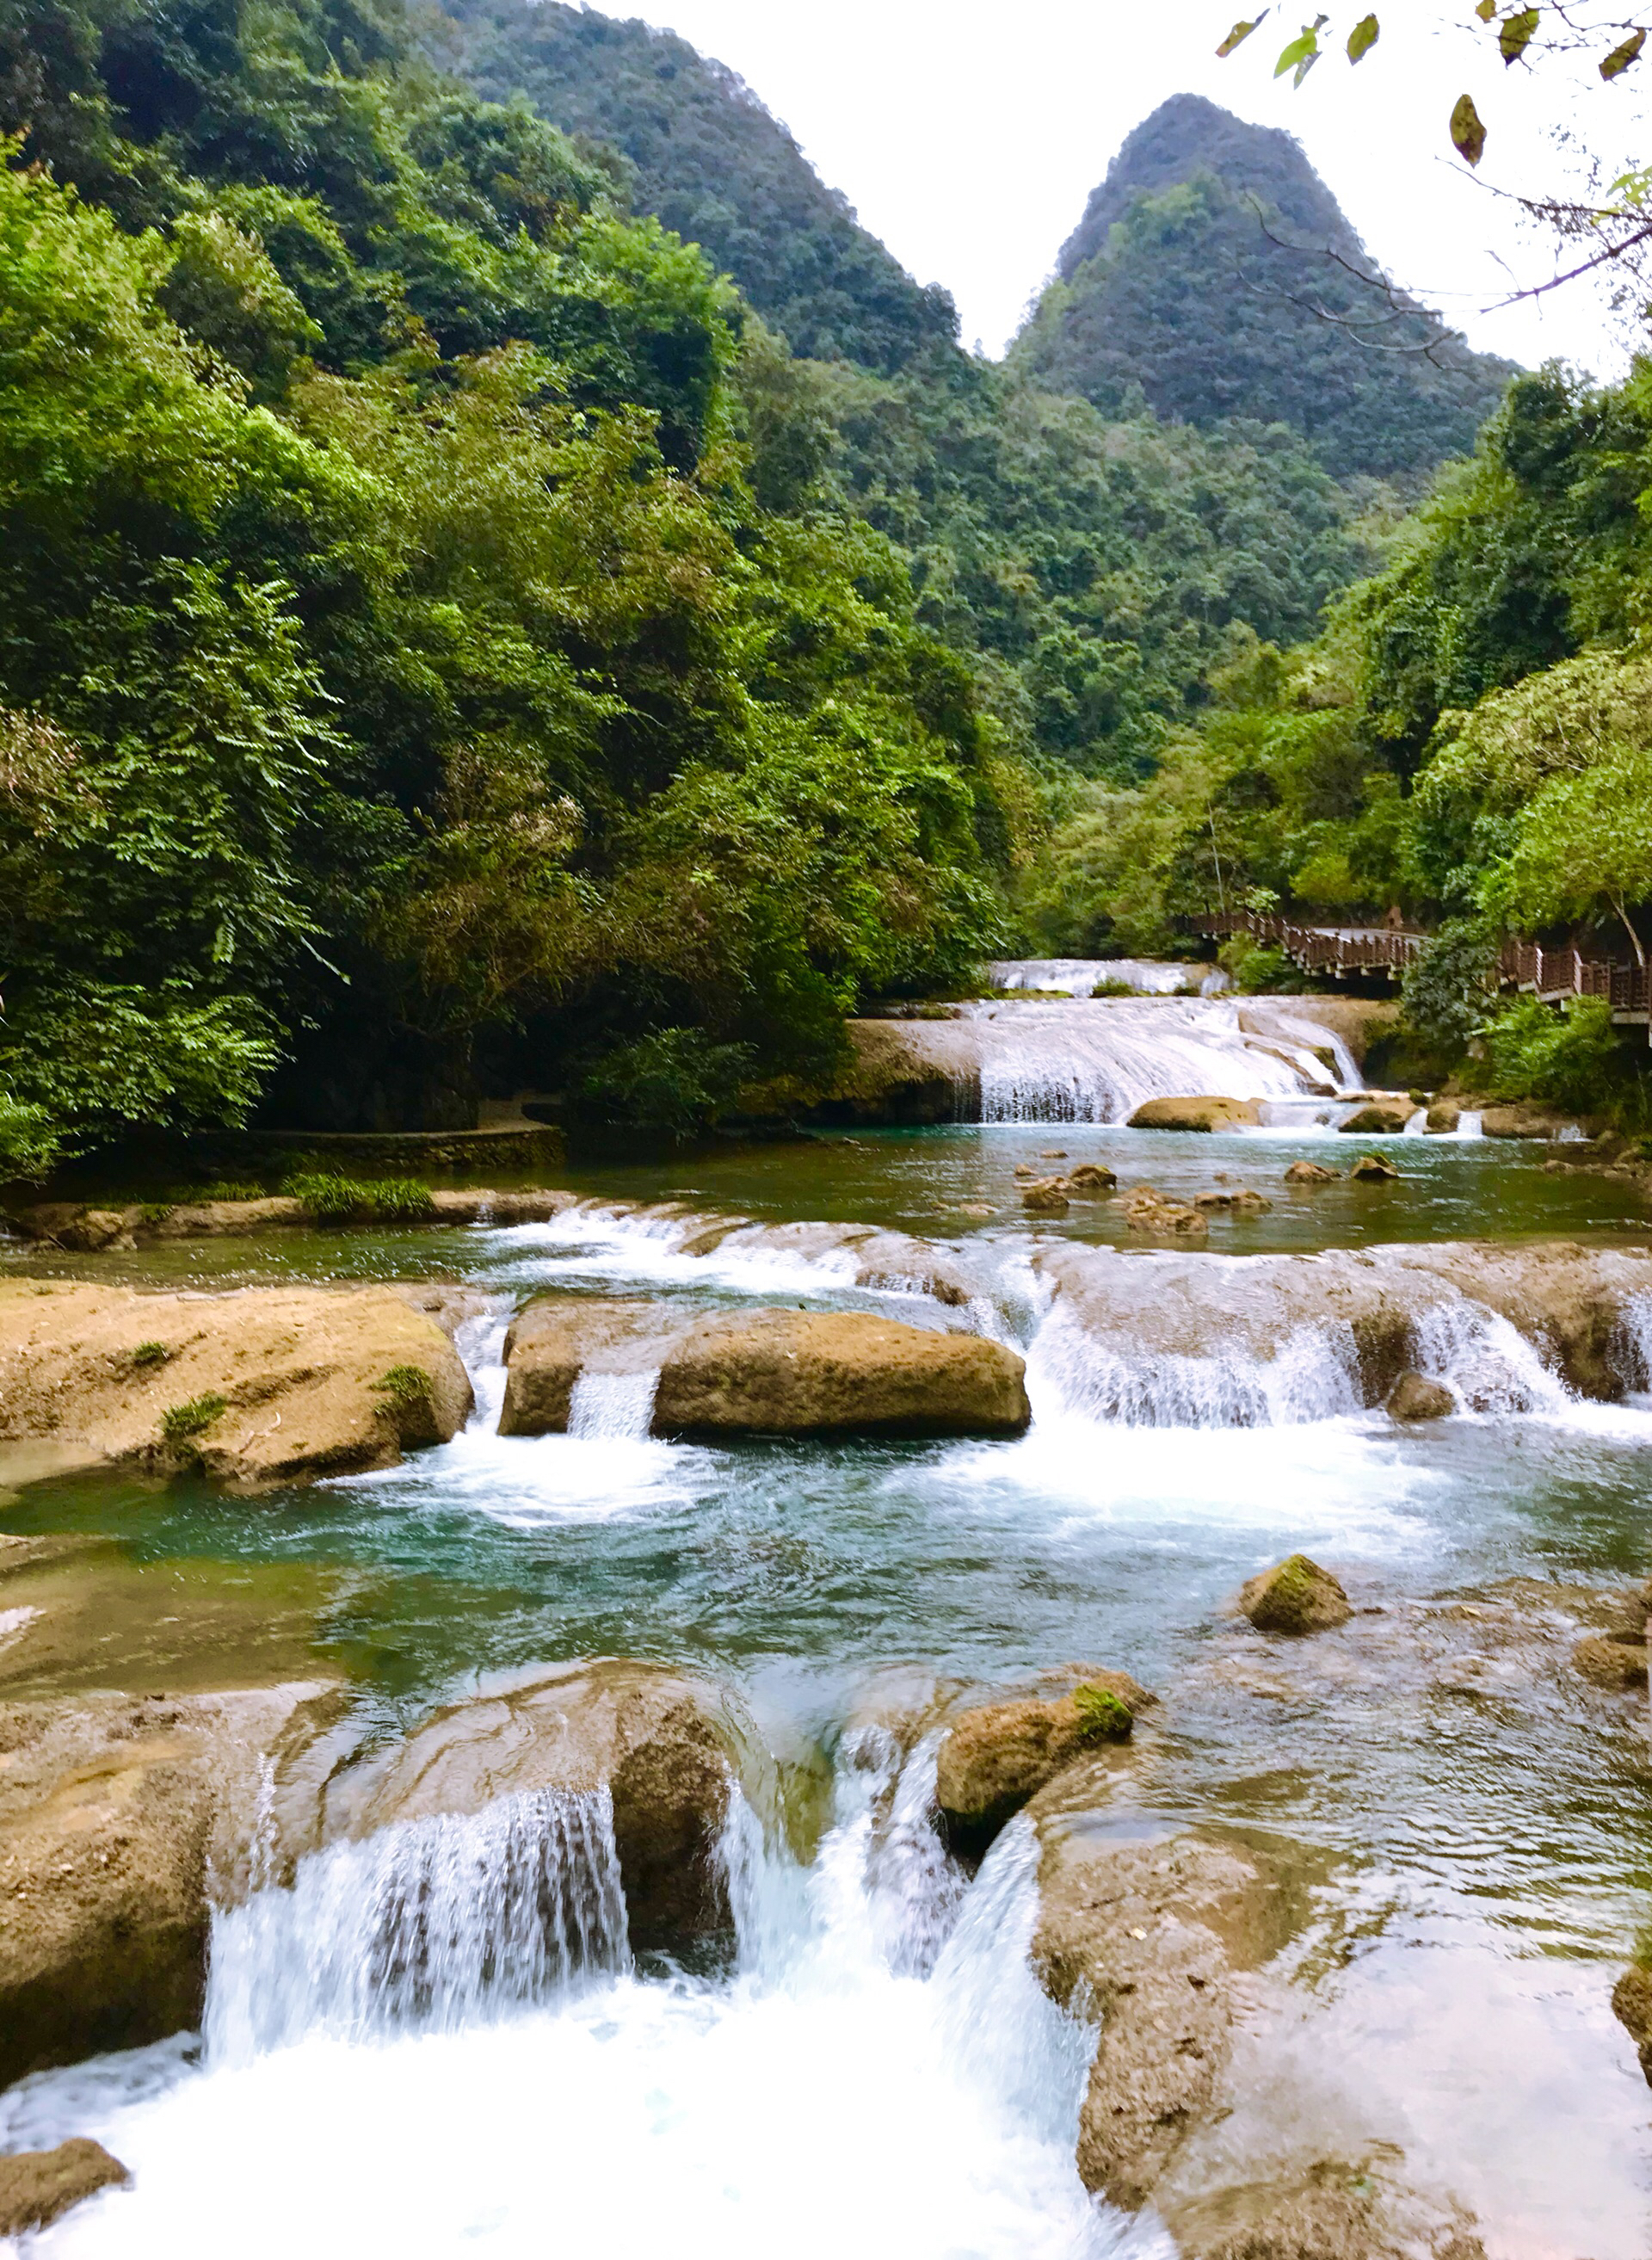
[1499,7,1539,65]
[1347,13,1380,60]
[1601,28,1646,77]
[1451,90,1487,164]
[1475,0,1495,18]
[1217,12,1268,57]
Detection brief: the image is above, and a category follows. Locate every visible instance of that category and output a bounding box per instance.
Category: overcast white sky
[604,2,1650,377]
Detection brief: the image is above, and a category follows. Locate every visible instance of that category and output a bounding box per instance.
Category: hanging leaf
[1274,15,1328,82]
[1347,14,1381,61]
[1499,7,1539,65]
[1474,0,1495,15]
[1600,28,1646,77]
[1217,13,1269,57]
[1451,90,1488,164]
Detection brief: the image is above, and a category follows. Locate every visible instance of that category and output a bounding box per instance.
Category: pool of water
[3,1127,1652,2254]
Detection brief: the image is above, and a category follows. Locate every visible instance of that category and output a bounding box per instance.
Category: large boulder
[0,2141,130,2236]
[499,1301,1029,1439]
[1480,1102,1585,1139]
[0,1281,472,1489]
[0,1683,339,2087]
[1570,1633,1648,1689]
[1613,1962,1652,2086]
[1338,1102,1411,1135]
[1030,1815,1304,2210]
[1236,1554,1351,1635]
[1127,1096,1261,1133]
[934,1672,1150,1853]
[323,1662,737,1949]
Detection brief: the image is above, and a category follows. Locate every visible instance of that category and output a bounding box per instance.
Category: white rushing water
[959,997,1359,1124]
[18,1744,1156,2260]
[988,958,1214,997]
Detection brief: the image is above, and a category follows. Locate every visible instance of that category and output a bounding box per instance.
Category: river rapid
[3,1003,1652,2256]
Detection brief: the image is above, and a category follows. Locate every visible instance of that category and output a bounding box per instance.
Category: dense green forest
[0,0,1030,1165]
[5,0,1579,1167]
[1012,95,1514,484]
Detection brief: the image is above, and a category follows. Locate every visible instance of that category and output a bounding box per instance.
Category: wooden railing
[1193,911,1651,1021]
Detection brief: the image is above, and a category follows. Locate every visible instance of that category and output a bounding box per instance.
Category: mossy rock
[1237,1553,1351,1635]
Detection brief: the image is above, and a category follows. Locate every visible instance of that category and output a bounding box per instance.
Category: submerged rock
[0,1683,340,2087]
[1127,1096,1261,1132]
[0,2140,130,2236]
[1570,1633,1649,1689]
[1066,1163,1118,1192]
[1386,1371,1456,1422]
[933,1674,1149,1852]
[501,1301,1030,1439]
[1347,1152,1400,1181]
[1020,1179,1070,1214]
[326,1661,738,1949]
[1283,1159,1340,1183]
[1237,1554,1352,1635]
[0,1281,472,1489]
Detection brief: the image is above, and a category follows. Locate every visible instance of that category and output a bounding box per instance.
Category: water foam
[25,1744,1152,2260]
[1409,1300,1573,1417]
[1026,1303,1363,1431]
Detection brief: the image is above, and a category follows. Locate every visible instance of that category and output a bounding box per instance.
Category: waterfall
[1026,1303,1363,1429]
[568,1368,659,1441]
[988,958,1201,997]
[206,1789,631,2063]
[961,997,1354,1124]
[1409,1300,1573,1416]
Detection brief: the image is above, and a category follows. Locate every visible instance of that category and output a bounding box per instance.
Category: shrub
[132,1341,174,1368]
[1481,996,1624,1115]
[1399,918,1501,1059]
[199,1181,267,1203]
[161,1392,228,1440]
[286,1172,435,1224]
[0,1091,59,1182]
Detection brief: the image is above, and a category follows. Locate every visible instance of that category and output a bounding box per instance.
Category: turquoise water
[4,1125,1652,2251]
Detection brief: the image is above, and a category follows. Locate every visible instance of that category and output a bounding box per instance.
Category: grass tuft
[1072,1683,1134,1742]
[285,1172,435,1226]
[160,1392,228,1441]
[131,1340,174,1369]
[372,1363,432,1405]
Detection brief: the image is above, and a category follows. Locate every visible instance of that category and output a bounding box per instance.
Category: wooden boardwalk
[1196,912,1650,1024]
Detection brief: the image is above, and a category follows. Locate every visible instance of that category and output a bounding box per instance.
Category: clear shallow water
[3,1132,1652,2251]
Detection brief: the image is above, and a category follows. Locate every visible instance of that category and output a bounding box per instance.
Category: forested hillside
[440,0,959,374]
[1013,95,1514,482]
[0,0,1020,1162]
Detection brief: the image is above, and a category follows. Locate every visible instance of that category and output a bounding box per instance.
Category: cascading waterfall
[960,997,1357,1124]
[1026,1302,1364,1429]
[1409,1300,1574,1416]
[567,1368,660,1441]
[28,1741,1144,2260]
[206,1788,631,2061]
[988,958,1207,997]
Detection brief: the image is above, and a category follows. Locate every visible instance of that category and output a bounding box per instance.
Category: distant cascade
[1613,1291,1652,1395]
[960,995,1354,1124]
[987,957,1205,997]
[1027,1304,1362,1429]
[206,1788,631,2064]
[568,1368,660,1441]
[1409,1300,1572,1415]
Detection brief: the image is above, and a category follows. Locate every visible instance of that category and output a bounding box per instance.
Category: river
[2,1000,1650,2256]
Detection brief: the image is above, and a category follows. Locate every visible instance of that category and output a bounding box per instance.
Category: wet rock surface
[0,2139,130,2235]
[1238,1555,1352,1635]
[1386,1371,1455,1421]
[933,1673,1149,1851]
[0,1682,340,2085]
[1570,1633,1649,1689]
[0,1281,472,1487]
[323,1661,738,1949]
[1126,1096,1261,1132]
[1612,1961,1652,2085]
[501,1300,1029,1438]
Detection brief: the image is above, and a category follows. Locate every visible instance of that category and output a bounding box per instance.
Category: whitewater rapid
[9,1739,1154,2260]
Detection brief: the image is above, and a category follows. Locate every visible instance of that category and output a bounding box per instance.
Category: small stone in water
[1040,1149,1068,1158]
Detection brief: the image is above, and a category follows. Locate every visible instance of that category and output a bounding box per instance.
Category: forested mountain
[440,0,959,374]
[1013,95,1514,482]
